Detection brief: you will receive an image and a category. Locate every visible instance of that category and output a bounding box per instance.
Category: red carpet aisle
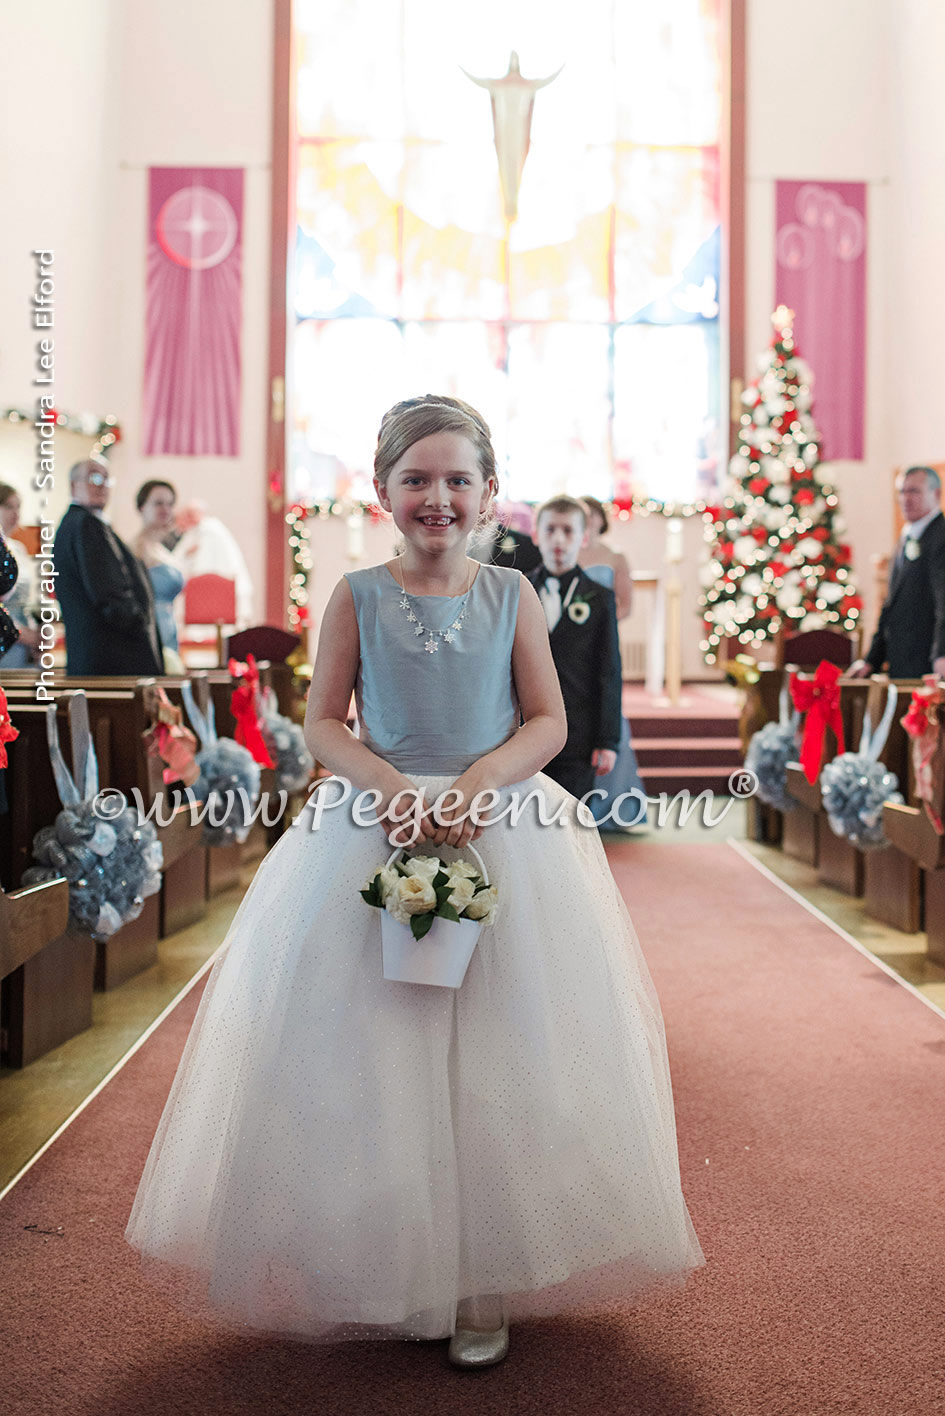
[3,842,945,1415]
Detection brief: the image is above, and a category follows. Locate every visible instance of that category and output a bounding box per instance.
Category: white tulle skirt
[126,772,704,1341]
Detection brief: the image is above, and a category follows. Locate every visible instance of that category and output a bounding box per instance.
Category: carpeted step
[638,765,743,796]
[634,737,743,768]
[628,715,740,741]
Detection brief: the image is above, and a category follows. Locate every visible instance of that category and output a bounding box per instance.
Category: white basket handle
[385,842,489,887]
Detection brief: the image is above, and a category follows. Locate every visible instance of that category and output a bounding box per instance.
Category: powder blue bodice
[582,562,615,591]
[345,562,521,775]
[148,562,185,653]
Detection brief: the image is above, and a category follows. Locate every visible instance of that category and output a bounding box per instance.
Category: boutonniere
[904,538,921,561]
[568,597,592,624]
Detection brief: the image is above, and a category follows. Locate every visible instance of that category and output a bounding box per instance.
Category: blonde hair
[375,396,498,490]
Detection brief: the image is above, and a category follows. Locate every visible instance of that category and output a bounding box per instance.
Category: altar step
[625,686,744,797]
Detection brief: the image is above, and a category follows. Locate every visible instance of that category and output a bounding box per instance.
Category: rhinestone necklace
[394,559,475,654]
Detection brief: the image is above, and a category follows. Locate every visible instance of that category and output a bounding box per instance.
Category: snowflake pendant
[443,630,454,643]
[399,595,410,609]
[414,623,425,636]
[424,635,439,653]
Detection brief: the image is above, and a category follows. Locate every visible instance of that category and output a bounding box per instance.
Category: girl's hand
[376,779,436,849]
[428,768,500,849]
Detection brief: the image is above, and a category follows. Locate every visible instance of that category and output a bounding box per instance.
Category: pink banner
[775,180,866,460]
[144,167,243,456]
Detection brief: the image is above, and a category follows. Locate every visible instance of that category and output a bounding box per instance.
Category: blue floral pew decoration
[259,684,314,795]
[21,693,163,940]
[180,679,261,847]
[744,685,801,812]
[820,681,904,849]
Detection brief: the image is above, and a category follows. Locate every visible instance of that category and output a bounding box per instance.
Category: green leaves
[410,911,436,940]
[360,874,383,909]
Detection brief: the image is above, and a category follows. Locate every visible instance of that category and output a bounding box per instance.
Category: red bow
[790,660,845,784]
[0,687,18,770]
[229,654,275,768]
[902,676,945,833]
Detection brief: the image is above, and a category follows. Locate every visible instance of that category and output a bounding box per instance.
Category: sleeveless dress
[126,562,703,1341]
[147,561,185,653]
[581,562,648,827]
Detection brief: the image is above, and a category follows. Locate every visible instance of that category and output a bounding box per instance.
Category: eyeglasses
[87,472,113,487]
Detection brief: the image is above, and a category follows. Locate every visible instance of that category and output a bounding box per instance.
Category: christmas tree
[700,306,862,665]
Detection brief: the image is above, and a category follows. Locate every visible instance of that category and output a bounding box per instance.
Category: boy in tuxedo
[527,496,622,803]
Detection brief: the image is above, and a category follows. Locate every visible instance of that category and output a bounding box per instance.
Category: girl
[578,494,648,829]
[126,396,703,1367]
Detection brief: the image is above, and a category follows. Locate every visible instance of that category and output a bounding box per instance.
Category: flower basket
[378,843,490,989]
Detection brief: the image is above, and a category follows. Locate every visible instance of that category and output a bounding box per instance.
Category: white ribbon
[180,680,218,750]
[857,681,900,763]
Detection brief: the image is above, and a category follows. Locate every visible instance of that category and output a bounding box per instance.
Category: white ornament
[763,456,790,485]
[769,486,792,504]
[734,536,757,560]
[818,581,845,603]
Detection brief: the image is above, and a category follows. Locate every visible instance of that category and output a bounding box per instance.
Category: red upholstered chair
[227,627,301,665]
[183,574,237,666]
[776,628,856,671]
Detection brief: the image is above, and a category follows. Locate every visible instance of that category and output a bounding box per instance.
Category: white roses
[386,873,438,925]
[361,852,498,940]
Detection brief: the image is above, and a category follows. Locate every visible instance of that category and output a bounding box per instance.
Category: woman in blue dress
[0,484,40,668]
[134,479,185,667]
[580,496,647,828]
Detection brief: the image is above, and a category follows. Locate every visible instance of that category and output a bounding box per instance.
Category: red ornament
[751,526,768,542]
[795,489,815,505]
[835,544,852,564]
[812,526,830,541]
[748,477,770,494]
[768,559,787,577]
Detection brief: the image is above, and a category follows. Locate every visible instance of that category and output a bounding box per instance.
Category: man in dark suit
[54,459,163,675]
[850,465,945,680]
[527,496,622,802]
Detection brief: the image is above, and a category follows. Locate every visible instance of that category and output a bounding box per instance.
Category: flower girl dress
[126,562,703,1340]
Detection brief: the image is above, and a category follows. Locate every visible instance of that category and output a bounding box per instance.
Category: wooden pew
[861,679,921,933]
[0,701,97,1064]
[782,676,868,878]
[0,877,78,1068]
[3,674,210,939]
[740,665,785,846]
[0,683,206,989]
[883,684,945,957]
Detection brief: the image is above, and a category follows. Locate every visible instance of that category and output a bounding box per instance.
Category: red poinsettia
[795,488,815,505]
[748,477,770,494]
[812,526,830,541]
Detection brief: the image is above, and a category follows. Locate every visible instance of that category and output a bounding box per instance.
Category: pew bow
[902,676,945,834]
[228,654,275,769]
[790,660,845,784]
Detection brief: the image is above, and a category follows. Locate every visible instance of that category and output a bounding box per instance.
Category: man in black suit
[527,496,622,802]
[54,459,163,675]
[850,465,945,680]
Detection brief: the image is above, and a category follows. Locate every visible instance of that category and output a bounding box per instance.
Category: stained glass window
[290,0,724,505]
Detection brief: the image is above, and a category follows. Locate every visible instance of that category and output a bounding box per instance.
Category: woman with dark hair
[0,483,38,666]
[134,480,185,664]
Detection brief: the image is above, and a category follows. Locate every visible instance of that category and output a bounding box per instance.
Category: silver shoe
[448,1317,510,1369]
